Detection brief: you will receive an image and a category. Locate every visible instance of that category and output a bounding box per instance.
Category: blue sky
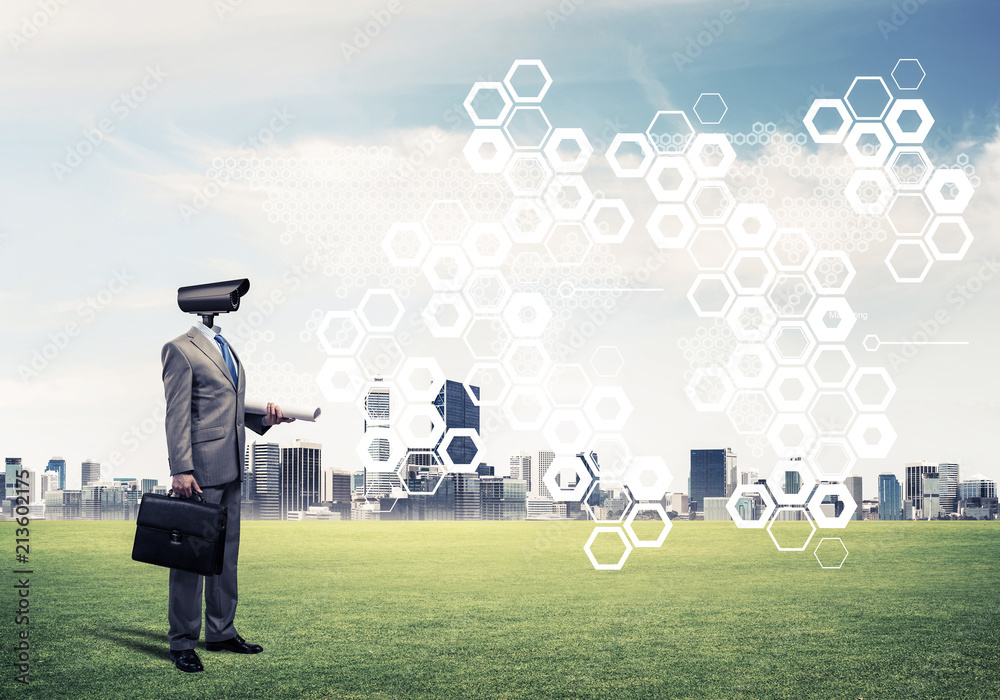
[2,0,999,500]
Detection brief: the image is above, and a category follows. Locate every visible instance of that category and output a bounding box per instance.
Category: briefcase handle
[167,489,206,503]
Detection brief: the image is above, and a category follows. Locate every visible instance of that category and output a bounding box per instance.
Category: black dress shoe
[169,648,204,673]
[205,634,263,654]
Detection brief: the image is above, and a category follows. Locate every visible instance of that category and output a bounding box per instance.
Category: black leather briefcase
[131,492,227,576]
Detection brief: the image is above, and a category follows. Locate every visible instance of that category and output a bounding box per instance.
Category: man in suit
[162,317,293,673]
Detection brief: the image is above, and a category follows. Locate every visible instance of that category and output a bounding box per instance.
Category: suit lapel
[187,330,237,390]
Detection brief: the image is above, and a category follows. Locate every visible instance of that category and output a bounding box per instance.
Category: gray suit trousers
[167,479,242,649]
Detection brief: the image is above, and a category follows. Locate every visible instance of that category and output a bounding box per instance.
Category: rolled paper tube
[245,400,321,422]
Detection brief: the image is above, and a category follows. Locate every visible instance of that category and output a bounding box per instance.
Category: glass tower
[878,473,902,520]
[46,458,67,490]
[690,449,735,512]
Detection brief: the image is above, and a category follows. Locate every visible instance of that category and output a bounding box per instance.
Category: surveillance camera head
[177,278,250,327]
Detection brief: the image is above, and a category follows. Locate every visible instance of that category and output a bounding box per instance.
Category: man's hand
[263,401,296,427]
[172,473,202,499]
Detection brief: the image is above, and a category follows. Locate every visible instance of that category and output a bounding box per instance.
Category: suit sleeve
[162,342,196,476]
[245,411,270,437]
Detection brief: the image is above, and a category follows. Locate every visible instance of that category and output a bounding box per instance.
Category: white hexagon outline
[767,507,817,551]
[687,133,736,178]
[766,413,818,458]
[502,338,553,384]
[623,502,672,548]
[463,269,512,314]
[726,250,777,295]
[807,483,857,529]
[767,320,817,366]
[645,155,696,202]
[583,386,633,431]
[582,477,634,525]
[355,428,405,473]
[398,356,446,403]
[925,168,974,215]
[885,146,933,191]
[726,389,778,436]
[803,99,852,144]
[542,363,592,408]
[885,240,933,283]
[687,273,736,318]
[357,289,405,333]
[503,152,553,197]
[382,222,431,267]
[891,59,926,90]
[814,537,849,569]
[422,292,472,338]
[845,169,893,216]
[543,410,593,456]
[421,245,472,291]
[844,76,893,121]
[623,455,673,502]
[464,361,511,408]
[807,250,856,295]
[767,228,817,272]
[584,526,633,571]
[844,122,893,168]
[685,367,736,412]
[590,346,625,378]
[503,198,554,244]
[807,297,857,343]
[766,458,818,506]
[926,216,973,261]
[808,346,857,390]
[462,315,512,361]
[316,357,366,403]
[545,222,593,266]
[464,222,512,268]
[726,483,777,529]
[463,129,513,174]
[543,453,593,502]
[501,383,551,430]
[645,110,695,155]
[606,133,655,177]
[398,452,449,498]
[886,192,934,237]
[727,203,777,249]
[687,226,736,271]
[885,98,935,144]
[543,127,594,173]
[807,390,858,438]
[355,334,405,379]
[725,295,778,343]
[422,200,471,244]
[687,180,735,224]
[503,105,553,150]
[317,310,365,356]
[463,81,513,127]
[647,203,695,249]
[847,413,897,459]
[396,403,447,451]
[544,174,594,220]
[438,427,485,472]
[585,199,633,244]
[503,59,553,103]
[766,366,817,413]
[848,367,896,412]
[693,92,728,125]
[807,437,857,481]
[726,343,777,390]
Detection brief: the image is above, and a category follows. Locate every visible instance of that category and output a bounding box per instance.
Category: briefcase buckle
[170,530,182,544]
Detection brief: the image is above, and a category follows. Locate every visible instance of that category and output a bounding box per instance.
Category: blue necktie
[214,334,239,387]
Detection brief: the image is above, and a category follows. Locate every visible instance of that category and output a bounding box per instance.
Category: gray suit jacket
[162,328,269,487]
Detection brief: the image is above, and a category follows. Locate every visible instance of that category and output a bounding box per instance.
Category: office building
[44,490,82,520]
[280,440,322,520]
[4,457,23,501]
[480,477,527,520]
[454,472,481,520]
[844,475,863,521]
[39,471,58,499]
[878,473,902,520]
[510,454,531,490]
[690,448,736,512]
[322,468,353,519]
[740,470,759,486]
[921,474,940,519]
[434,380,481,468]
[248,442,281,520]
[937,463,959,514]
[959,474,997,501]
[703,497,730,521]
[669,493,689,517]
[140,478,158,494]
[537,451,554,499]
[46,458,67,490]
[81,459,102,487]
[905,461,938,515]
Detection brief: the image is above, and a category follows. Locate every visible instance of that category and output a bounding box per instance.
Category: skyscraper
[921,474,940,519]
[536,451,554,499]
[280,440,322,519]
[248,441,281,520]
[690,449,736,512]
[454,472,481,520]
[844,475,863,521]
[904,461,938,515]
[364,378,396,483]
[937,463,959,514]
[959,474,997,501]
[46,458,67,490]
[434,380,481,468]
[878,473,902,520]
[81,459,102,487]
[510,454,531,492]
[4,457,23,502]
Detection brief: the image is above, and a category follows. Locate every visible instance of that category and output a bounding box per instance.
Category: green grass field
[2,520,998,699]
